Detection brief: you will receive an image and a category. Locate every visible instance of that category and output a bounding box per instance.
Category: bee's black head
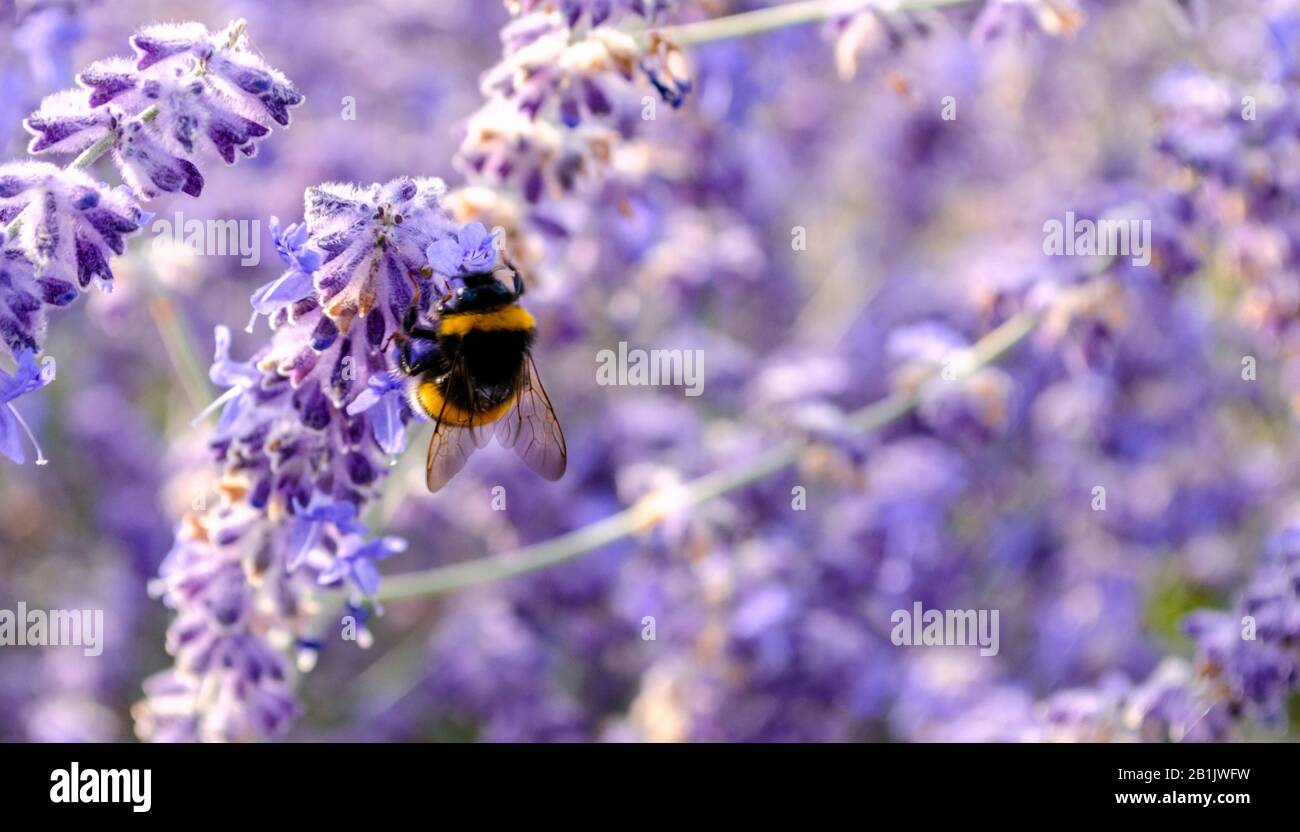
[437,270,520,315]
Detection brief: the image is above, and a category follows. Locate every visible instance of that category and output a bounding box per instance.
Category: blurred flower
[507,0,675,27]
[457,5,690,208]
[970,0,1087,45]
[12,4,85,92]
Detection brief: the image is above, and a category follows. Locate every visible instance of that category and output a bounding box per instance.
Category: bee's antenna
[502,255,525,299]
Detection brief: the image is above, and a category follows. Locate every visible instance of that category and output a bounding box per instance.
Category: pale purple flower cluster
[832,0,1087,80]
[0,19,301,465]
[1008,0,1300,742]
[25,20,302,196]
[135,177,471,741]
[507,0,674,27]
[458,1,687,207]
[0,164,147,347]
[1028,523,1300,743]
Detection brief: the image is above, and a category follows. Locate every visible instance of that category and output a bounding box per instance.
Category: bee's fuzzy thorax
[438,304,536,337]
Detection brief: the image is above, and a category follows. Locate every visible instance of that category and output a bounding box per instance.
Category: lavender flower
[345,371,409,459]
[0,348,54,464]
[25,20,302,192]
[0,163,147,267]
[457,5,690,207]
[0,163,149,351]
[137,178,469,740]
[246,218,321,333]
[1029,520,1300,743]
[0,18,300,463]
[425,220,499,277]
[507,0,674,28]
[319,535,409,598]
[830,0,1086,81]
[969,0,1088,46]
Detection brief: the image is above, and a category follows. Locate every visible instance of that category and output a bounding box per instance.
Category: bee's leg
[399,300,440,338]
[400,338,441,376]
[384,308,440,357]
[379,309,412,355]
[405,268,424,307]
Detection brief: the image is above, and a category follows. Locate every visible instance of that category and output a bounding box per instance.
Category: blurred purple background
[2,0,1298,742]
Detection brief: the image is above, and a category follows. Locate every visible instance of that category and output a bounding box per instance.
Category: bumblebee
[395,262,566,492]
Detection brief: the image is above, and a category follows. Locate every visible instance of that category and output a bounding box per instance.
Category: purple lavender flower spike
[129,21,304,126]
[0,16,299,433]
[458,5,690,209]
[27,20,302,189]
[136,175,468,739]
[302,177,454,348]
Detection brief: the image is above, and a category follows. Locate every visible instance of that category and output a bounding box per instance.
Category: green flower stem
[645,0,980,48]
[375,308,1040,603]
[3,104,160,242]
[148,293,214,419]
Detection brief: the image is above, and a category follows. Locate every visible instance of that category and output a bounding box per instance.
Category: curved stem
[645,0,981,48]
[375,308,1040,602]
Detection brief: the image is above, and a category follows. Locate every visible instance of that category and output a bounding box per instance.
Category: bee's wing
[425,361,487,492]
[496,353,567,481]
[425,418,479,492]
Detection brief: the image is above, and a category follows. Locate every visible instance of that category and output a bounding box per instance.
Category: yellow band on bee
[417,382,517,428]
[438,305,536,337]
